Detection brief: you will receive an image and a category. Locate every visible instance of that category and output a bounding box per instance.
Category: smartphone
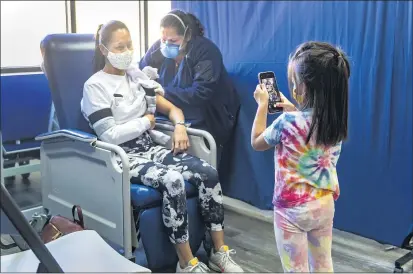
[258,71,283,114]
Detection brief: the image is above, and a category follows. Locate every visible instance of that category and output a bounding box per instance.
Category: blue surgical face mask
[160,42,180,59]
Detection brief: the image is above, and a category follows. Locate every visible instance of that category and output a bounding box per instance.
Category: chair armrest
[35,129,97,143]
[154,122,217,168]
[38,133,133,260]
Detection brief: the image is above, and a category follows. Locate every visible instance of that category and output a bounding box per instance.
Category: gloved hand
[154,82,165,96]
[142,66,159,80]
[139,78,165,97]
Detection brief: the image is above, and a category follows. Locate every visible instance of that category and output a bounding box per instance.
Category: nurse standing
[139,10,240,163]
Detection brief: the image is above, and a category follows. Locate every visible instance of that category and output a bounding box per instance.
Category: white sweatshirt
[80,66,169,146]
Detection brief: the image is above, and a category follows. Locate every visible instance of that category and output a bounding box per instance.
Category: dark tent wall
[171,1,412,246]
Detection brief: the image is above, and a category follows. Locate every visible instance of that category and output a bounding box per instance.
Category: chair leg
[19,161,31,180]
[3,159,16,181]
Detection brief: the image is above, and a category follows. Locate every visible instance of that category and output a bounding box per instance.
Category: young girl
[251,41,350,272]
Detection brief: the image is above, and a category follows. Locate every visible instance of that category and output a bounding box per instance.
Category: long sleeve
[139,40,163,70]
[164,44,223,107]
[81,82,151,145]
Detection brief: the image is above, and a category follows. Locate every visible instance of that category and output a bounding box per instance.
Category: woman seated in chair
[80,20,243,273]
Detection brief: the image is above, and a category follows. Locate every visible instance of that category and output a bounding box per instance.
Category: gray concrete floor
[2,171,42,210]
[1,171,411,272]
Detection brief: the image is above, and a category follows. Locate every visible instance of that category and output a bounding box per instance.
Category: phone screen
[259,72,283,114]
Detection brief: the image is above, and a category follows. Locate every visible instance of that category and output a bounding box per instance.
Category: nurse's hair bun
[185,13,205,37]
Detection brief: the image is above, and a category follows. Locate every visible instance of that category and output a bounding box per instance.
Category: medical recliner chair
[36,34,217,270]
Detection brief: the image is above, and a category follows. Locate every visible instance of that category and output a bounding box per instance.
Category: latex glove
[154,82,165,96]
[142,66,159,80]
[139,79,165,97]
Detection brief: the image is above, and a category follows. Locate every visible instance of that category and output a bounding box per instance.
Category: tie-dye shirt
[263,110,341,208]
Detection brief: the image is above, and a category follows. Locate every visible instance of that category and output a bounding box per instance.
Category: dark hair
[93,20,129,73]
[160,10,205,38]
[289,41,350,146]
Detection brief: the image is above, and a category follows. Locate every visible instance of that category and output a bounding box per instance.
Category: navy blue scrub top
[139,36,240,145]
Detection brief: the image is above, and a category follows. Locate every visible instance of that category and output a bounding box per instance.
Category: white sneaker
[176,257,211,273]
[209,245,244,272]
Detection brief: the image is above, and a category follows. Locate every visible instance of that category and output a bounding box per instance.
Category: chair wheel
[394,267,404,273]
[22,173,30,180]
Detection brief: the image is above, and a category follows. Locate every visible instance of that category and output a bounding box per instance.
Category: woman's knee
[161,170,188,234]
[195,161,219,187]
[163,169,186,197]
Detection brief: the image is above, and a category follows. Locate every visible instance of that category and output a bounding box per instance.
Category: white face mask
[103,45,134,70]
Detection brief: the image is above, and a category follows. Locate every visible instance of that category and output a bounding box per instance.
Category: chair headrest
[43,34,95,132]
[1,74,51,141]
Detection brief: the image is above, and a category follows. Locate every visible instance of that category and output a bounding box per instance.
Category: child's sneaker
[209,245,244,272]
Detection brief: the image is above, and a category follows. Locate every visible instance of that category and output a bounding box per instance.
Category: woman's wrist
[175,122,190,130]
[175,121,186,126]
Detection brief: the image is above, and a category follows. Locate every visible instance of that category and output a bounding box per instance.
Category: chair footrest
[2,162,40,178]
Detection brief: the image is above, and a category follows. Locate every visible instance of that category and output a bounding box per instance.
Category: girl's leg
[274,207,310,272]
[307,195,335,273]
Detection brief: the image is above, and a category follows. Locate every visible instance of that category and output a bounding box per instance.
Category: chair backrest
[42,34,95,133]
[1,74,52,142]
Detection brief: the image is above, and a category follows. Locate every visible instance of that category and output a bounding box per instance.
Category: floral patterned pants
[119,132,224,244]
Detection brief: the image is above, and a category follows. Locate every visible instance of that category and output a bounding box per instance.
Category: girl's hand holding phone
[275,92,297,112]
[254,84,269,106]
